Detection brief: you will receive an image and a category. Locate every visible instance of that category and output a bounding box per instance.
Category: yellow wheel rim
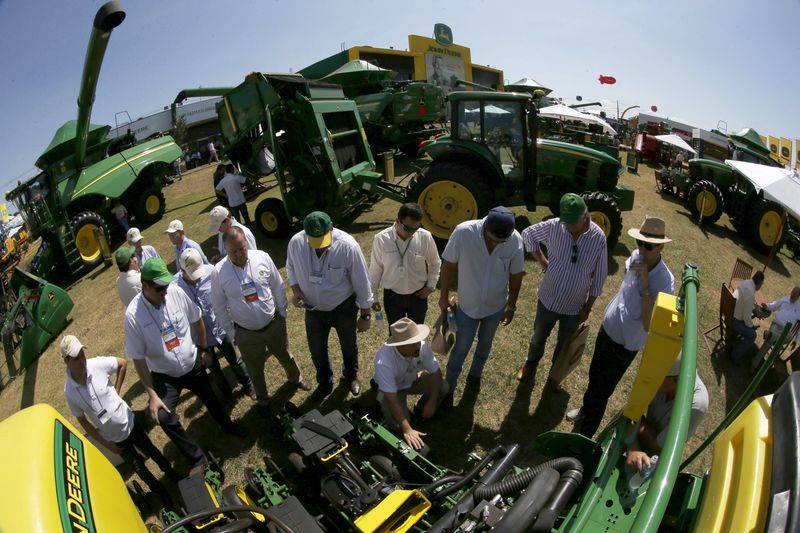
[418,180,478,239]
[236,487,265,522]
[75,223,101,262]
[590,211,612,237]
[695,191,717,217]
[261,211,279,232]
[145,195,161,215]
[759,210,783,245]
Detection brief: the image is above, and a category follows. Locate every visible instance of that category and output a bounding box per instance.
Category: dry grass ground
[1,157,797,508]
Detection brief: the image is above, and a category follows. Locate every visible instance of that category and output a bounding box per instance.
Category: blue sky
[1,0,798,197]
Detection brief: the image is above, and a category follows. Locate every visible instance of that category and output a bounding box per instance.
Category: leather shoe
[293,378,312,392]
[349,379,361,396]
[516,365,534,381]
[244,386,258,401]
[309,384,333,403]
[566,407,585,422]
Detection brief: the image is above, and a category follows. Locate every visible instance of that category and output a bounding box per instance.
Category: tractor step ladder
[58,228,83,274]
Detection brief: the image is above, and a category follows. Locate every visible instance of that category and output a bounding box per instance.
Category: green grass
[1,158,798,510]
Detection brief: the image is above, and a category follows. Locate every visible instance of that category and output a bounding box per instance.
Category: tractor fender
[419,141,504,188]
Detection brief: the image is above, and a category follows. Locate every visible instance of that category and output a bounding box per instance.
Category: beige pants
[377,372,450,431]
[235,315,301,403]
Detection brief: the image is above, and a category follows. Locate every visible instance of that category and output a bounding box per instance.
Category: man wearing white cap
[166,219,208,271]
[61,334,179,502]
[373,317,448,450]
[177,248,255,401]
[208,206,256,263]
[211,226,310,408]
[126,227,160,266]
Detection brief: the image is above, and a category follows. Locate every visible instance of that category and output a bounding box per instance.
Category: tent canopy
[538,104,617,135]
[654,134,696,154]
[726,160,800,219]
[506,77,552,95]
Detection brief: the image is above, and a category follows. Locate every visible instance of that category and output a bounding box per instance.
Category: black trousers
[152,357,233,465]
[116,414,179,493]
[383,287,428,330]
[579,327,638,438]
[305,293,358,386]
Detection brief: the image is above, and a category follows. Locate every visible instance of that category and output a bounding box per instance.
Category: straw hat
[386,318,430,347]
[627,216,672,244]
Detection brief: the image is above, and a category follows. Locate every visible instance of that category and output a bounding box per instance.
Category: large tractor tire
[71,211,110,268]
[748,198,787,254]
[132,186,166,225]
[582,192,622,248]
[407,161,494,240]
[687,180,724,224]
[255,198,291,238]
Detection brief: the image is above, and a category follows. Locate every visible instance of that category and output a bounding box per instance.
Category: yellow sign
[796,139,800,170]
[769,136,780,161]
[0,204,7,224]
[759,134,768,148]
[780,138,792,166]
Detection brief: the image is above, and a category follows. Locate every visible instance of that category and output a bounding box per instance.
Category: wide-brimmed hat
[209,206,230,233]
[60,335,85,359]
[165,219,184,234]
[386,317,430,347]
[126,227,143,243]
[141,258,176,286]
[627,216,672,244]
[304,211,332,249]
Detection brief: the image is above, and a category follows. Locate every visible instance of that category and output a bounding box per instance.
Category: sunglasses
[636,240,655,251]
[400,221,420,234]
[147,283,168,293]
[571,244,578,263]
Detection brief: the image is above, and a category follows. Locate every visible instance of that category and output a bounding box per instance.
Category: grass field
[1,156,798,506]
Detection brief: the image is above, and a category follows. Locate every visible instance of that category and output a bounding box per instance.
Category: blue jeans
[445,306,505,390]
[525,299,580,368]
[305,294,359,386]
[731,318,757,361]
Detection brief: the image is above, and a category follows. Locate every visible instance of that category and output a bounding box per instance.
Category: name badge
[241,281,258,303]
[309,271,323,285]
[96,407,111,424]
[161,324,180,351]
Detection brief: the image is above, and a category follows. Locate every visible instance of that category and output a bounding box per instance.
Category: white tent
[465,104,511,115]
[654,134,696,154]
[726,160,800,219]
[538,104,617,135]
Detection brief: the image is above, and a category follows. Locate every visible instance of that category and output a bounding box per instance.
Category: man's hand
[631,260,649,285]
[416,287,434,299]
[626,450,652,475]
[439,294,451,313]
[501,307,515,326]
[357,317,371,333]
[291,288,305,308]
[199,349,211,368]
[403,427,427,450]
[211,254,221,264]
[148,395,170,425]
[537,256,549,272]
[578,307,590,324]
[372,301,382,312]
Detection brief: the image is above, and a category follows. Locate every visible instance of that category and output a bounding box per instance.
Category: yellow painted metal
[261,211,279,232]
[354,489,430,533]
[590,211,612,237]
[623,292,684,421]
[145,194,161,215]
[0,404,147,532]
[236,487,265,523]
[194,482,225,529]
[418,180,478,239]
[695,191,717,217]
[75,223,101,262]
[320,441,348,462]
[692,395,773,533]
[758,209,782,245]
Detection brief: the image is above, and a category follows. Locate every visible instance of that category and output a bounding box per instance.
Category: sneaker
[292,378,312,392]
[566,407,585,422]
[309,384,333,403]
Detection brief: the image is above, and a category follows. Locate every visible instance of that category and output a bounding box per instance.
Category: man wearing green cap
[286,211,374,401]
[125,258,246,470]
[516,193,608,383]
[115,245,141,307]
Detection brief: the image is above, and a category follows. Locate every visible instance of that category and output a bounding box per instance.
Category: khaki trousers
[235,315,301,403]
[377,372,450,431]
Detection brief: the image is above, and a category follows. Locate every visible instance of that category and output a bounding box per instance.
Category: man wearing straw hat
[567,216,676,438]
[373,317,449,450]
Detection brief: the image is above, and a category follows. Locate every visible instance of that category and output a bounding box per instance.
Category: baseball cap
[165,220,184,234]
[667,358,682,377]
[180,248,208,281]
[209,206,231,233]
[304,211,333,249]
[126,227,143,243]
[60,335,85,359]
[114,245,136,269]
[559,193,587,225]
[141,258,176,286]
[484,206,515,238]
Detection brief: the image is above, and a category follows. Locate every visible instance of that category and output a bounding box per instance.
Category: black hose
[422,475,464,496]
[474,456,583,500]
[531,467,584,531]
[425,445,505,501]
[492,468,560,533]
[161,505,296,533]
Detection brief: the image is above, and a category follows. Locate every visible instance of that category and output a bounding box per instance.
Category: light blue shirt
[135,244,160,266]
[175,237,209,271]
[176,267,223,347]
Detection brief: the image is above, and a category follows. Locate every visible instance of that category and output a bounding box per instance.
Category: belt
[234,317,274,333]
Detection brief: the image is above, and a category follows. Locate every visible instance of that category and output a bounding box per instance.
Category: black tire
[369,455,404,483]
[407,161,494,240]
[582,192,622,248]
[687,180,724,224]
[255,198,291,238]
[748,198,787,254]
[244,467,265,499]
[71,211,110,268]
[132,185,166,225]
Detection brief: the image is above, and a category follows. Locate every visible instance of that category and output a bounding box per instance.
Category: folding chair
[729,258,753,287]
[703,283,737,354]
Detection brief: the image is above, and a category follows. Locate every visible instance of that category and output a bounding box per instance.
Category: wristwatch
[360,314,371,321]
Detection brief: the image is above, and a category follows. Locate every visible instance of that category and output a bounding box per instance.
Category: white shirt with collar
[766,296,800,342]
[441,219,525,319]
[369,224,441,299]
[64,356,133,443]
[124,286,202,377]
[733,278,757,327]
[373,341,440,394]
[286,228,373,311]
[217,219,257,258]
[216,173,247,207]
[211,250,288,343]
[116,270,142,307]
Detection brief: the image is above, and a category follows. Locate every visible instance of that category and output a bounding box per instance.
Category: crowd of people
[72,191,790,500]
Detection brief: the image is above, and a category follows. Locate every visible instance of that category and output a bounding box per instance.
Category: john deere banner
[796,139,800,170]
[769,136,780,161]
[759,134,768,148]
[779,138,792,166]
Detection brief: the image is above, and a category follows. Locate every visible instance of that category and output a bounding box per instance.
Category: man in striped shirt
[516,194,608,383]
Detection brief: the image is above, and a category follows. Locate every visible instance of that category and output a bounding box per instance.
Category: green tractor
[406,91,634,246]
[685,128,787,253]
[5,1,181,280]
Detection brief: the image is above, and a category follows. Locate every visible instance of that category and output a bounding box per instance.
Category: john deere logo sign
[434,23,453,46]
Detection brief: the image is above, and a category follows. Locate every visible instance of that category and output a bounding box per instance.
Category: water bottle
[375,311,383,322]
[447,309,457,334]
[628,455,658,490]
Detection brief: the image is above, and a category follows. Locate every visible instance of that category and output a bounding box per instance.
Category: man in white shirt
[207,140,219,163]
[125,258,245,470]
[211,227,310,408]
[286,211,373,401]
[369,203,441,327]
[215,164,251,226]
[61,334,178,502]
[115,245,141,307]
[374,318,448,450]
[208,205,256,263]
[730,271,765,362]
[438,206,525,401]
[750,285,799,370]
[127,227,160,266]
[166,219,209,271]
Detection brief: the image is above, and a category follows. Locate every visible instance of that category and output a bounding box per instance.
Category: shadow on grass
[20,357,38,409]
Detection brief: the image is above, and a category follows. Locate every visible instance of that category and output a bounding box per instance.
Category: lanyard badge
[309,270,323,285]
[161,324,180,351]
[241,281,259,303]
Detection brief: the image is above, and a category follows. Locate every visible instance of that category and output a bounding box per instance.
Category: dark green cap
[303,211,333,249]
[140,258,175,286]
[559,193,586,225]
[114,245,135,269]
